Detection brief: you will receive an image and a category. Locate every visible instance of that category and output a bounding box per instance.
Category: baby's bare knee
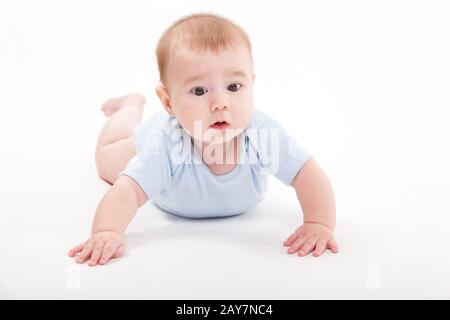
[95,147,118,184]
[95,138,135,185]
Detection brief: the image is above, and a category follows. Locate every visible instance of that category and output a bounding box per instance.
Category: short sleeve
[257,117,312,185]
[120,132,172,199]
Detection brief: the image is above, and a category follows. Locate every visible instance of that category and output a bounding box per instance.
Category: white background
[1,0,449,299]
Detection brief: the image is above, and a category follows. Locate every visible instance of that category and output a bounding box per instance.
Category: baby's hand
[67,231,125,266]
[283,223,338,257]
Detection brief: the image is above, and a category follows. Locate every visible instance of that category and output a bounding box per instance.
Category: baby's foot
[101,93,146,117]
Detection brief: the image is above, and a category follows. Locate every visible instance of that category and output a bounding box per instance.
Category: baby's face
[157,43,254,145]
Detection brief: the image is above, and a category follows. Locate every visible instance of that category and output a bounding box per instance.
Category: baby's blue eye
[228,83,241,92]
[191,87,208,96]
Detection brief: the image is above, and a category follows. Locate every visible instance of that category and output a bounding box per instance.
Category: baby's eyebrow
[182,69,248,86]
[225,69,248,79]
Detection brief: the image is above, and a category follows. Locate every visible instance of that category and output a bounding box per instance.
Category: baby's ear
[155,83,174,115]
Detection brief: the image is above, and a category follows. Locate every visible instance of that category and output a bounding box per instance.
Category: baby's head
[155,13,255,145]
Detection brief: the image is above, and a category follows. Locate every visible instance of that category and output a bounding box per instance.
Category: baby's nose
[210,99,229,111]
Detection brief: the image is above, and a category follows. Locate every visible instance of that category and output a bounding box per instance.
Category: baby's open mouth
[209,121,230,130]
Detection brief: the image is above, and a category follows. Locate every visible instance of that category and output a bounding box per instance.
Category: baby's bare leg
[95,93,145,185]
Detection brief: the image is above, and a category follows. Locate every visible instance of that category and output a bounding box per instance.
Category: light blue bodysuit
[120,108,311,218]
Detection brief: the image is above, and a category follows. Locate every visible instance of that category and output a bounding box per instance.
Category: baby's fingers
[76,242,94,264]
[287,236,306,254]
[327,238,339,253]
[88,241,105,267]
[298,237,318,257]
[68,243,84,257]
[113,243,126,259]
[98,240,120,265]
[312,239,328,257]
[283,230,299,246]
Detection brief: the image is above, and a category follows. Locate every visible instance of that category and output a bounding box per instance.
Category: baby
[68,13,338,266]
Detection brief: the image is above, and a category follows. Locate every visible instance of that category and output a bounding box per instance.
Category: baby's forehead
[172,45,242,61]
[170,45,252,71]
[163,42,253,87]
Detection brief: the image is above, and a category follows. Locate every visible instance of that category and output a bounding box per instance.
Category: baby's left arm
[283,158,339,257]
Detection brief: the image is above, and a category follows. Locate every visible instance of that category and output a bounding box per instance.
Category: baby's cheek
[182,118,209,140]
[233,108,252,129]
[176,109,196,129]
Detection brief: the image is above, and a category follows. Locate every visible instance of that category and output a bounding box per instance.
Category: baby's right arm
[68,175,148,266]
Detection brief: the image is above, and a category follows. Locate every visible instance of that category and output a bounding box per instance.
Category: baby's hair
[156,12,253,86]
